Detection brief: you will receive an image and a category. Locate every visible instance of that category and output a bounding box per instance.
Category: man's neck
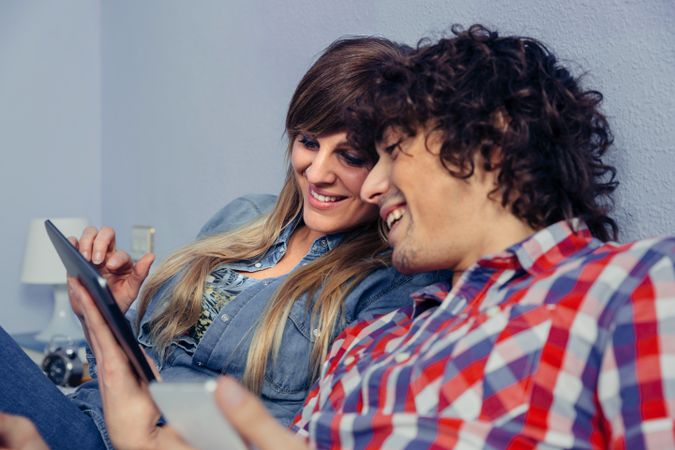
[451,213,536,286]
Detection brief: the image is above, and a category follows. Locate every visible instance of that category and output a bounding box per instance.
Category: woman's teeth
[311,190,340,203]
[386,208,405,230]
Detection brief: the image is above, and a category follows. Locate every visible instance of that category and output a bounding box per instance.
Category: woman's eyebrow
[334,139,353,148]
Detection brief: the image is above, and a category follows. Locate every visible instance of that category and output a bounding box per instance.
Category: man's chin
[392,248,421,275]
[392,246,449,275]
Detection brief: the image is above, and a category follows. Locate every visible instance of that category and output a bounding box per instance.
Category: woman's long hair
[135,37,406,392]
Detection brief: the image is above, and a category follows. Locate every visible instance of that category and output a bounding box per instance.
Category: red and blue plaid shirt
[293,220,675,449]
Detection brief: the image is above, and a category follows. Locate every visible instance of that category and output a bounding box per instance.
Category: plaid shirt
[293,220,675,449]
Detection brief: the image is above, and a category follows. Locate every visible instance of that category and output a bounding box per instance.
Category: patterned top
[293,220,675,449]
[190,265,258,341]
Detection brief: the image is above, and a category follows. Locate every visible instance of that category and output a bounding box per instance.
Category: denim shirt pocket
[261,295,314,398]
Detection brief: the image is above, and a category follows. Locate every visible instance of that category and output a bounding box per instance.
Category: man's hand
[214,377,309,450]
[0,413,48,450]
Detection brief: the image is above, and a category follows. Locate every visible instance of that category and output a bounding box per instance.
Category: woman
[0,37,446,450]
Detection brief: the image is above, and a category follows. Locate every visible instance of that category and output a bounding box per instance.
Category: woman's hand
[69,226,155,316]
[0,413,48,450]
[68,278,186,450]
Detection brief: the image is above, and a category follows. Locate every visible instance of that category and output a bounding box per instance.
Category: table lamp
[21,217,89,343]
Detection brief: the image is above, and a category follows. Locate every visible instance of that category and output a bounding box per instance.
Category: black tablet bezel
[44,219,156,383]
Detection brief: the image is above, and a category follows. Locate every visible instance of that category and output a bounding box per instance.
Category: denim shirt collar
[261,213,347,264]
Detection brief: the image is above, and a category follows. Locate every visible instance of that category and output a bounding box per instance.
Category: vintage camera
[41,336,84,387]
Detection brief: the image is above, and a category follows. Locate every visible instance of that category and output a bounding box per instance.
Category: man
[217,24,674,449]
[3,24,673,449]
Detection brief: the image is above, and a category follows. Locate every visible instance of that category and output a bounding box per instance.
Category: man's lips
[380,203,407,231]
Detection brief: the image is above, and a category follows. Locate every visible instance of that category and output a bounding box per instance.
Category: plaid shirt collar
[410,219,598,308]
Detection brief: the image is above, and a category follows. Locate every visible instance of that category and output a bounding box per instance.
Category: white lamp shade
[21,217,89,284]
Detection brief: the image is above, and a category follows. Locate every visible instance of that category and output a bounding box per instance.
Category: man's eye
[299,134,319,149]
[384,139,403,156]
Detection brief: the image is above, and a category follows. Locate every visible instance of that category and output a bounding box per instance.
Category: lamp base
[35,284,85,343]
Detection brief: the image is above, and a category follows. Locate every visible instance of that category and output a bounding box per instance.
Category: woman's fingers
[105,250,131,271]
[69,277,126,377]
[67,278,93,344]
[69,278,106,360]
[132,252,155,284]
[77,226,117,265]
[215,377,307,450]
[77,226,100,262]
[70,225,152,312]
[67,236,79,249]
[91,227,116,265]
[106,250,154,282]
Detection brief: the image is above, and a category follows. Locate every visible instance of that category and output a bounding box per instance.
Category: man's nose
[361,159,389,205]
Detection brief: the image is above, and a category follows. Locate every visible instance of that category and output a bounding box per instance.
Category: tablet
[44,219,156,383]
[149,380,247,450]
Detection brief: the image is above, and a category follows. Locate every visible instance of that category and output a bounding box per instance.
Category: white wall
[0,1,101,333]
[2,0,673,333]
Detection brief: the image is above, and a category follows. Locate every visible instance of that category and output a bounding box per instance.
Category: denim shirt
[70,194,450,448]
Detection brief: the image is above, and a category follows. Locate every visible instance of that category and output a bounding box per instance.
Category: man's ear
[423,127,444,156]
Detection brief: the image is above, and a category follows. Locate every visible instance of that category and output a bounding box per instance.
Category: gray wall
[2,0,674,333]
[0,1,101,333]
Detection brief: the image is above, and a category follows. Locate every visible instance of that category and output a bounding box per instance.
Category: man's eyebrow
[380,134,405,148]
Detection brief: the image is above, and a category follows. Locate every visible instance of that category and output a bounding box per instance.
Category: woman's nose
[305,150,337,184]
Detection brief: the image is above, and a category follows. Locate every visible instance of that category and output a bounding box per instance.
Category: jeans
[0,326,106,450]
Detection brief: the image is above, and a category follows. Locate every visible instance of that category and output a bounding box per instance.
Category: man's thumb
[214,376,305,450]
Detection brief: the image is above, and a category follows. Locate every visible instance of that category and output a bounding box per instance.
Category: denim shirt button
[312,328,321,338]
[221,314,230,322]
[254,262,262,268]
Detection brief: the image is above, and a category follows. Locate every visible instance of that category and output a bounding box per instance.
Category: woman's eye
[299,134,319,150]
[340,152,369,168]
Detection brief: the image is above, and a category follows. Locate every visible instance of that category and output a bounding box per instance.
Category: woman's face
[291,131,378,239]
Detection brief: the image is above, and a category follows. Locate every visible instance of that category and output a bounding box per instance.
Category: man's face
[360,128,502,274]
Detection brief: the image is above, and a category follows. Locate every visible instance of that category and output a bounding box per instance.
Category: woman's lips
[307,186,347,210]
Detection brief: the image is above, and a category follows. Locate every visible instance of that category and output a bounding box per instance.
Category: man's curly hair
[347,24,619,241]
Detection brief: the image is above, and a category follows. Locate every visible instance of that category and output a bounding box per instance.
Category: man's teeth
[386,208,405,230]
[311,190,340,203]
